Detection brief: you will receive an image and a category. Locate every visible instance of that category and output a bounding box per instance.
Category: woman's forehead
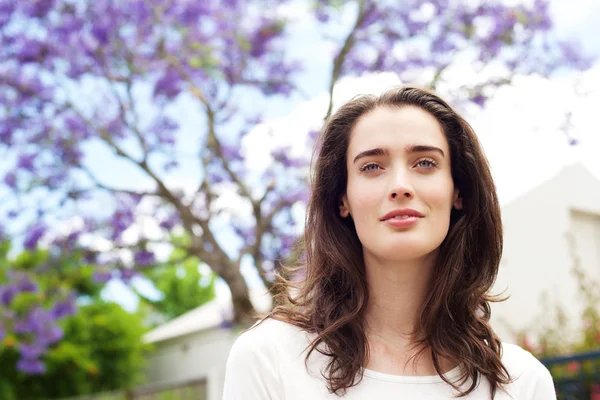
[347,106,448,156]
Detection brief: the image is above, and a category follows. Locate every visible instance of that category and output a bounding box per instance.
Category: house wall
[144,327,237,400]
[491,166,600,344]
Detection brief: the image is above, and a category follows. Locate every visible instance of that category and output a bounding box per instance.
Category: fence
[542,349,600,400]
[60,376,207,400]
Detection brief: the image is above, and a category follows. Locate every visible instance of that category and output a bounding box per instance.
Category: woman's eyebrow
[352,148,389,164]
[352,145,445,164]
[406,145,445,158]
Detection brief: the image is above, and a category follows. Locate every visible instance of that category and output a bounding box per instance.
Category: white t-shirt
[222,318,556,399]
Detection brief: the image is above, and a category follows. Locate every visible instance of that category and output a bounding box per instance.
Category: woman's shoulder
[223,318,314,399]
[500,343,548,374]
[228,317,312,363]
[500,342,556,398]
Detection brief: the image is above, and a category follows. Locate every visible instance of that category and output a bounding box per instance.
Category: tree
[0,301,150,399]
[137,235,217,324]
[0,0,594,371]
[0,241,83,374]
[0,242,149,398]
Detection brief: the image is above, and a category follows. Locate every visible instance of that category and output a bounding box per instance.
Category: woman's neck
[362,250,455,375]
[363,251,435,338]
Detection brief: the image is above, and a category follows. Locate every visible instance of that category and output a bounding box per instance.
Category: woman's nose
[388,171,414,201]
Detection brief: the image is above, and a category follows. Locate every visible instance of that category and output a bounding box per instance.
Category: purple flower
[110,208,134,240]
[65,116,90,140]
[24,0,55,18]
[0,324,5,342]
[221,145,243,161]
[3,172,16,188]
[314,8,330,23]
[134,249,155,266]
[14,318,37,334]
[91,22,110,45]
[17,277,38,293]
[159,213,180,230]
[0,284,18,306]
[24,224,46,250]
[271,148,306,168]
[38,324,63,344]
[51,298,77,319]
[17,358,46,375]
[153,67,183,99]
[17,153,36,171]
[92,269,113,284]
[120,268,137,281]
[471,94,487,107]
[16,39,47,63]
[19,342,46,359]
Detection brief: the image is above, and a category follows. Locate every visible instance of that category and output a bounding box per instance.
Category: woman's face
[340,106,461,264]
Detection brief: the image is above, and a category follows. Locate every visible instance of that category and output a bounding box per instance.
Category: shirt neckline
[362,364,462,384]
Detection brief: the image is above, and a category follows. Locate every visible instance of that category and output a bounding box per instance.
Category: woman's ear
[453,189,463,210]
[339,195,351,218]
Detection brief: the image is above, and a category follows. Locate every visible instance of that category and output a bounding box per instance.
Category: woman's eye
[360,163,380,172]
[416,159,438,168]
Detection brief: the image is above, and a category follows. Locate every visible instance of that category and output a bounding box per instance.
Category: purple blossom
[471,94,487,107]
[14,318,36,334]
[221,145,243,161]
[233,225,256,245]
[0,284,18,306]
[92,269,113,284]
[134,249,155,266]
[16,39,48,63]
[24,0,55,18]
[559,41,592,70]
[24,224,46,250]
[17,358,46,375]
[17,277,38,293]
[314,8,330,23]
[51,297,77,319]
[159,213,180,230]
[0,324,5,342]
[39,324,64,344]
[271,148,306,168]
[91,22,110,45]
[17,153,37,171]
[4,172,16,188]
[249,20,283,58]
[0,117,19,146]
[19,342,46,360]
[153,67,183,99]
[120,268,137,281]
[110,208,134,240]
[65,116,91,140]
[151,117,179,146]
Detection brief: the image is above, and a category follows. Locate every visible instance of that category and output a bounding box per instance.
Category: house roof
[143,287,273,344]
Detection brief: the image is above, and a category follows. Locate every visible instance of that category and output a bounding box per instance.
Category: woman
[222,86,555,399]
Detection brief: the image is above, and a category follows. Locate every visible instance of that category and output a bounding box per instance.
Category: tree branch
[324,0,370,120]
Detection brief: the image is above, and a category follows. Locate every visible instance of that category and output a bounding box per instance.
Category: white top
[222,318,556,400]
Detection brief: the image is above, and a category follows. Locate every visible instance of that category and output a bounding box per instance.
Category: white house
[142,162,600,397]
[142,288,272,400]
[490,163,600,343]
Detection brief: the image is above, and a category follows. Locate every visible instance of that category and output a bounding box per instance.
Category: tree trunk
[221,265,257,327]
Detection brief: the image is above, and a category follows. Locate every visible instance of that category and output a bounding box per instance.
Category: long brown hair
[264,85,510,398]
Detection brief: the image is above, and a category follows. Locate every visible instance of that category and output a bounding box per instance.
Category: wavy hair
[263,85,510,398]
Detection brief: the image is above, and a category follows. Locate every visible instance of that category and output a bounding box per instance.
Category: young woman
[222,86,555,399]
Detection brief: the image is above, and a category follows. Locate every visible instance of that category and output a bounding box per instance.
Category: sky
[5,0,599,311]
